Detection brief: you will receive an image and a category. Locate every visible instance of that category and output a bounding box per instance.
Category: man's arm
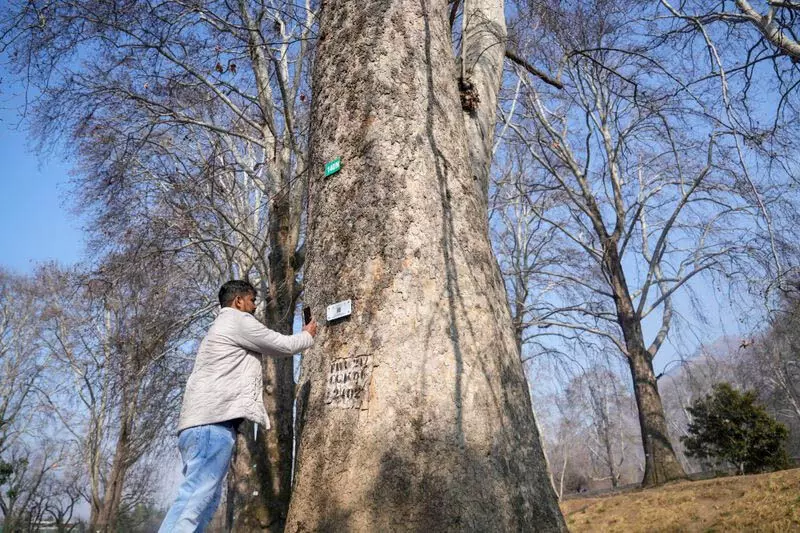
[236,313,317,356]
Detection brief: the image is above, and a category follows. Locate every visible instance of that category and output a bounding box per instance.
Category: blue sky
[0,91,85,274]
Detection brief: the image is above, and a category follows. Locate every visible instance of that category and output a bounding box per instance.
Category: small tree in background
[682,383,790,474]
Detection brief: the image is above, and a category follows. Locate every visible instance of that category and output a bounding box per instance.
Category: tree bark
[627,344,687,486]
[228,352,295,533]
[285,0,565,530]
[461,0,506,205]
[227,189,300,532]
[93,448,127,532]
[604,245,687,487]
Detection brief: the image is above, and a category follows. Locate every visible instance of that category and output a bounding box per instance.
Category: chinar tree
[36,253,194,532]
[286,0,565,530]
[0,1,315,528]
[496,0,797,486]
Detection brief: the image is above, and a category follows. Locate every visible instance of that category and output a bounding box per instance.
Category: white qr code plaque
[326,299,352,321]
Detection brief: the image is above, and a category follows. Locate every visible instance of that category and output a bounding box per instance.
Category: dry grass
[560,467,800,532]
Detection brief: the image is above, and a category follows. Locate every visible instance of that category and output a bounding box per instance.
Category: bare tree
[495,0,796,485]
[563,366,641,488]
[0,440,67,532]
[533,388,589,498]
[0,1,315,526]
[729,290,800,456]
[657,0,800,75]
[37,466,83,533]
[491,145,564,358]
[743,294,800,419]
[531,360,642,496]
[0,270,43,454]
[0,270,56,531]
[34,254,196,532]
[654,0,800,291]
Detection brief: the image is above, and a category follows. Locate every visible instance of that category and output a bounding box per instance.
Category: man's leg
[158,423,236,533]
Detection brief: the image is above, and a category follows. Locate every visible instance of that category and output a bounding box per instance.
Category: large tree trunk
[285,0,565,530]
[605,245,687,487]
[627,342,687,486]
[227,190,300,532]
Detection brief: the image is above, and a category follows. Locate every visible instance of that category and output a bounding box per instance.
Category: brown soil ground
[560,467,800,532]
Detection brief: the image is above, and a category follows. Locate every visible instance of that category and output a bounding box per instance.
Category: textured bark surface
[628,347,688,487]
[461,0,506,204]
[286,0,565,530]
[604,246,687,487]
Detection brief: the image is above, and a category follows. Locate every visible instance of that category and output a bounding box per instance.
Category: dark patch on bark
[458,76,480,113]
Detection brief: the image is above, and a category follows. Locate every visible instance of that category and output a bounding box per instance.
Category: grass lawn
[560,467,800,532]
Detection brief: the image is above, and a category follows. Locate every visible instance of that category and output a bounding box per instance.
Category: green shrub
[681,382,789,474]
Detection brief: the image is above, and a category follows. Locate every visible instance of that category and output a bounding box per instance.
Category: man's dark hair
[218,280,257,308]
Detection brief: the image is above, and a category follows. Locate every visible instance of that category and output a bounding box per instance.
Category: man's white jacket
[177,307,313,432]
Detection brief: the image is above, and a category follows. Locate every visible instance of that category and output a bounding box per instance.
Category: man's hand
[303,319,318,338]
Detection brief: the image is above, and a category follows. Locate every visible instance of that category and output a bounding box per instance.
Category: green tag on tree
[324,158,342,177]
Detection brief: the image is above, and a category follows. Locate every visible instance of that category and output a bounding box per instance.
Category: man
[159,280,317,532]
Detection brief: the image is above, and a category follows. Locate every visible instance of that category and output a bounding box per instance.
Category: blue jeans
[159,422,237,533]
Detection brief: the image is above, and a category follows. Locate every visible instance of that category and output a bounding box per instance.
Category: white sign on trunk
[326,299,352,321]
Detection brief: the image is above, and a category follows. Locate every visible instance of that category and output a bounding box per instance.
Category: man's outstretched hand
[303,320,318,338]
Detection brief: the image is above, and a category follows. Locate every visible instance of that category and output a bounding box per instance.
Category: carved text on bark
[324,355,373,409]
